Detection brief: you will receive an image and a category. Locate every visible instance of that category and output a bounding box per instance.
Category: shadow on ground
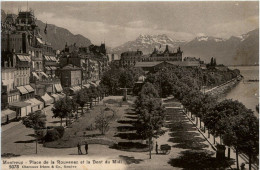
[117,126,136,132]
[119,155,144,164]
[15,139,35,143]
[168,150,235,169]
[114,133,142,140]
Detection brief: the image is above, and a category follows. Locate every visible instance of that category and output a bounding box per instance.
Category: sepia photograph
[1,1,259,170]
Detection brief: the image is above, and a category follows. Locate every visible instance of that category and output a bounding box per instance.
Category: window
[2,73,5,80]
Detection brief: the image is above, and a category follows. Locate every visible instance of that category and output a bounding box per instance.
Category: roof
[167,61,200,67]
[121,50,143,56]
[135,61,163,68]
[61,64,81,70]
[134,61,200,68]
[9,101,30,108]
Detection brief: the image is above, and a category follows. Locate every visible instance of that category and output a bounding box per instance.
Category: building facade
[120,50,143,67]
[143,45,183,62]
[60,64,82,88]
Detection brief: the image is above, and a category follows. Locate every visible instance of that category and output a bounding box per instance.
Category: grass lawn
[44,96,149,152]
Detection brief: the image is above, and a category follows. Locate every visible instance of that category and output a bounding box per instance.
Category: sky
[2,1,259,47]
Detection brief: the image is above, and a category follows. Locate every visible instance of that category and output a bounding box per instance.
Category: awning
[40,72,49,78]
[57,93,65,100]
[50,66,57,70]
[41,93,54,105]
[83,84,90,88]
[44,55,50,61]
[17,55,26,61]
[31,98,43,106]
[36,37,44,44]
[96,80,101,86]
[55,84,62,93]
[32,72,40,79]
[90,82,97,87]
[50,56,56,61]
[51,94,60,102]
[74,86,81,91]
[17,86,29,95]
[70,87,77,93]
[24,55,31,62]
[58,84,63,91]
[9,101,30,108]
[2,109,16,122]
[24,85,34,93]
[17,55,31,62]
[25,98,43,108]
[25,99,37,107]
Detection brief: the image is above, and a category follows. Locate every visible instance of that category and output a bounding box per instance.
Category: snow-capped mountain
[195,36,226,42]
[181,28,259,65]
[111,29,258,65]
[112,34,186,55]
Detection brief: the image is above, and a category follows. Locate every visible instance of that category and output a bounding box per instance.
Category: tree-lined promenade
[101,64,258,169]
[142,66,258,170]
[13,63,258,169]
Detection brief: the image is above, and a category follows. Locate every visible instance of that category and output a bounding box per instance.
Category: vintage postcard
[1,1,259,170]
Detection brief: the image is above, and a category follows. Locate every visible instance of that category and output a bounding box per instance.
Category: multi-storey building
[120,50,143,67]
[59,43,108,85]
[1,10,60,120]
[143,45,183,62]
[59,64,82,94]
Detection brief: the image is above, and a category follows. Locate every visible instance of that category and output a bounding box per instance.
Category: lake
[223,66,259,117]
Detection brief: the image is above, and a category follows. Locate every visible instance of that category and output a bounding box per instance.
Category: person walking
[77,142,82,155]
[85,142,89,154]
[156,141,158,154]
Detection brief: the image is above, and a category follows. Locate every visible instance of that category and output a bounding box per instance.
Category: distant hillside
[36,20,92,50]
[1,10,92,50]
[181,28,259,65]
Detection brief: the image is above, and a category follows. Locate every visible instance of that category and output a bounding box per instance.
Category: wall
[2,68,15,92]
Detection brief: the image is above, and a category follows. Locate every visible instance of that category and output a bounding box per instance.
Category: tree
[210,57,214,66]
[95,109,110,135]
[235,112,259,170]
[52,98,76,126]
[90,86,99,105]
[73,89,89,117]
[119,69,135,88]
[22,110,47,154]
[134,83,165,159]
[101,67,122,95]
[52,99,68,126]
[204,99,257,169]
[23,110,47,129]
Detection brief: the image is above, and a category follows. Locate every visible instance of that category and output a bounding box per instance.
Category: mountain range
[111,34,185,55]
[111,29,259,65]
[1,10,92,50]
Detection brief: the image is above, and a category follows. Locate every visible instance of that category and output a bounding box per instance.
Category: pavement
[1,98,217,170]
[185,110,258,170]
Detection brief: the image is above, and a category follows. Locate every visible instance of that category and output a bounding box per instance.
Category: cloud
[208,15,259,38]
[126,20,145,28]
